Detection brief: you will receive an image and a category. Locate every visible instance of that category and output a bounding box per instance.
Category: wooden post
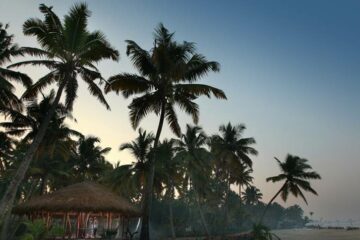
[109,213,113,229]
[76,213,80,239]
[121,217,125,238]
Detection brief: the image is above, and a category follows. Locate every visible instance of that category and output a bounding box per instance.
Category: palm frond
[184,54,220,81]
[165,103,181,137]
[105,73,152,97]
[175,83,226,99]
[125,40,155,76]
[21,71,57,100]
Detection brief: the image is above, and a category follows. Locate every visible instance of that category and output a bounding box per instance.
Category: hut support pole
[106,212,110,229]
[76,213,80,239]
[109,213,113,229]
[122,217,125,238]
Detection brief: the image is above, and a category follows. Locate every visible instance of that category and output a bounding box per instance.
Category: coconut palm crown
[242,186,263,205]
[105,23,226,137]
[8,3,119,110]
[266,154,321,204]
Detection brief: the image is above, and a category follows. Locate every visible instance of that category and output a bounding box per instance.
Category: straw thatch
[13,182,141,216]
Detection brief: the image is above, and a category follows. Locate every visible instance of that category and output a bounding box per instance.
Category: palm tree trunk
[259,183,286,224]
[190,153,210,237]
[168,198,176,239]
[195,192,210,237]
[223,178,231,235]
[139,101,166,240]
[167,180,176,239]
[0,82,66,220]
[0,211,12,240]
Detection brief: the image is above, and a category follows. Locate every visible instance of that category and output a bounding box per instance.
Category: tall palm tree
[0,23,32,112]
[210,123,257,230]
[105,23,226,239]
[154,139,182,239]
[242,186,263,205]
[174,124,212,236]
[0,3,119,218]
[260,154,321,222]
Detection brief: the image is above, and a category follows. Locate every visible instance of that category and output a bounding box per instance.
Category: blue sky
[1,0,360,220]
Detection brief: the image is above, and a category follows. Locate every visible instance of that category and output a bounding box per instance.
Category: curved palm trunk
[0,82,66,220]
[259,182,286,224]
[139,102,166,240]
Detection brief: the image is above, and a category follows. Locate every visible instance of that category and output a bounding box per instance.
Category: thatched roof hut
[13,181,141,217]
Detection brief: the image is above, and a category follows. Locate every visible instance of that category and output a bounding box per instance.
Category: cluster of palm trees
[0,3,321,240]
[103,123,257,237]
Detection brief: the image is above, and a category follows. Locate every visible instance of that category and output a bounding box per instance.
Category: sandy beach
[274,229,360,240]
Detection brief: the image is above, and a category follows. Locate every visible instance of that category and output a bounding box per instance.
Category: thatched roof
[13,182,141,217]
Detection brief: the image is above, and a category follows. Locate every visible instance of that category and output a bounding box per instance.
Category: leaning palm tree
[0,3,119,218]
[105,23,226,239]
[0,23,32,112]
[259,154,321,222]
[242,186,263,205]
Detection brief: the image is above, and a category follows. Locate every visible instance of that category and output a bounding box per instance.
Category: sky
[1,0,360,221]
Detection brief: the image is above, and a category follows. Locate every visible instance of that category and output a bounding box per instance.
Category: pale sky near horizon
[1,0,360,221]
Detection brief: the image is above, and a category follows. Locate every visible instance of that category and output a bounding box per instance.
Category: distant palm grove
[0,3,321,240]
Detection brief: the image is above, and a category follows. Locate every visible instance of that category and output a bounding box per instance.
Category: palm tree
[105,23,226,239]
[154,139,182,239]
[0,3,119,218]
[1,92,81,195]
[174,124,212,236]
[211,123,258,171]
[210,123,257,226]
[120,128,154,165]
[0,23,32,112]
[260,154,321,222]
[71,136,112,181]
[230,163,253,199]
[118,128,154,196]
[242,186,263,205]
